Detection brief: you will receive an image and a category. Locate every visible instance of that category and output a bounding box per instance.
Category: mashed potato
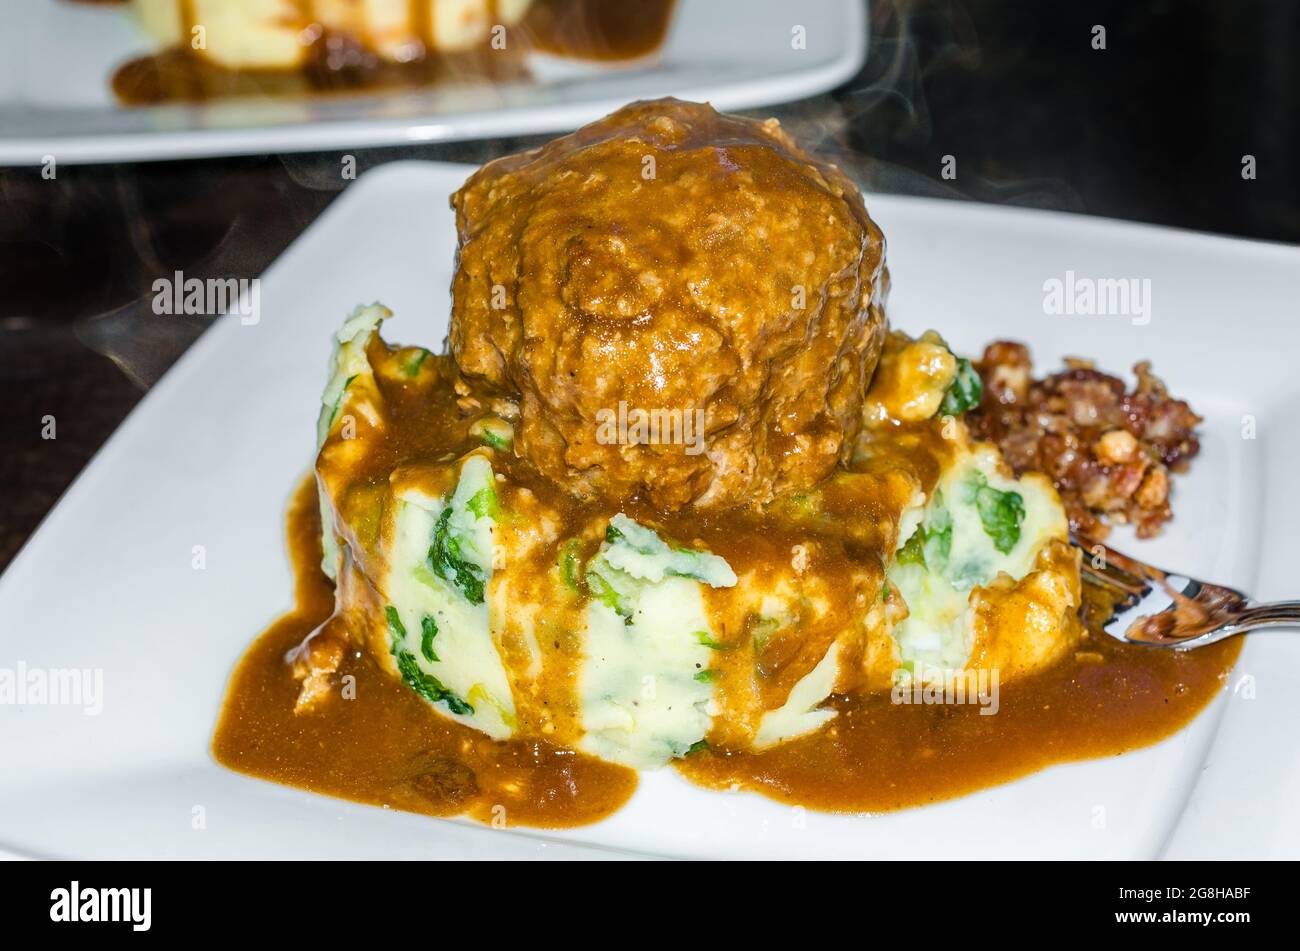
[131,0,534,69]
[887,443,1074,671]
[305,306,1082,770]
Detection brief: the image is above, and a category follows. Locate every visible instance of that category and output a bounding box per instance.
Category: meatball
[449,98,888,511]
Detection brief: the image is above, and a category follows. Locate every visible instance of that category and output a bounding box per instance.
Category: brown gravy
[523,0,677,61]
[112,0,676,106]
[215,473,1240,828]
[677,627,1239,813]
[211,476,637,829]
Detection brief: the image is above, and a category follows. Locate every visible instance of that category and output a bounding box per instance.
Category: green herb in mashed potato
[480,429,510,451]
[558,540,583,592]
[429,507,486,605]
[962,472,1025,554]
[584,515,737,626]
[325,374,358,431]
[394,649,473,716]
[385,605,407,643]
[403,349,430,377]
[420,614,440,663]
[585,569,632,621]
[896,530,926,567]
[922,500,953,571]
[599,514,737,587]
[896,502,955,574]
[467,486,498,520]
[939,356,983,416]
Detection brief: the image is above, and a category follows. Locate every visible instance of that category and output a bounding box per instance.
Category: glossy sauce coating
[451,100,888,512]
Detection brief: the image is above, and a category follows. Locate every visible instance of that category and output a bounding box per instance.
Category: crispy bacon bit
[1095,429,1138,465]
[968,343,1200,540]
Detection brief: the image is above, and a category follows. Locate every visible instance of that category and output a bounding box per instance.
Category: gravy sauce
[677,624,1239,813]
[212,476,637,829]
[215,473,1239,827]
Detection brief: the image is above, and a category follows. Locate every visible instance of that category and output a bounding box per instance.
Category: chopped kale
[428,507,486,605]
[940,356,983,416]
[420,614,440,663]
[394,649,473,716]
[963,472,1025,554]
[385,605,407,645]
[442,692,473,717]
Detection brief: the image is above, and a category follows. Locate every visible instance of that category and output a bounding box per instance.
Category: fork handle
[1233,601,1300,632]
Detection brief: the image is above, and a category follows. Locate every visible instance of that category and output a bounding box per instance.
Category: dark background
[2,0,1297,571]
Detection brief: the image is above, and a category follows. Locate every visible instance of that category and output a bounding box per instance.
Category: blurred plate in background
[0,0,867,164]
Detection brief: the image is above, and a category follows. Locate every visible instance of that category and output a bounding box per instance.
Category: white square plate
[0,0,866,164]
[2,161,1298,859]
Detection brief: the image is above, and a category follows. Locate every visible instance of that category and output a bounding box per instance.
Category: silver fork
[1073,535,1300,648]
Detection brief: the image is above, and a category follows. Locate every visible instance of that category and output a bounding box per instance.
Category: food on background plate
[113,0,677,104]
[131,0,536,69]
[214,99,1239,828]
